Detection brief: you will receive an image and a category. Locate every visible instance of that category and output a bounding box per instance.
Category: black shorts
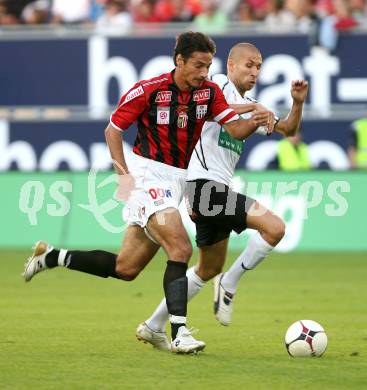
[186,179,256,247]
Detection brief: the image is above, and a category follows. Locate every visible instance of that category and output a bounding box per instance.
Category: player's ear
[176,54,184,68]
[227,58,234,73]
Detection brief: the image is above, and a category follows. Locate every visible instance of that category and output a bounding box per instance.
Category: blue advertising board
[1,34,367,108]
[0,118,351,171]
[1,33,366,171]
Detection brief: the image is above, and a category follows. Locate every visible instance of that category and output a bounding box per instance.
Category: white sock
[221,232,274,295]
[57,249,69,267]
[145,266,206,332]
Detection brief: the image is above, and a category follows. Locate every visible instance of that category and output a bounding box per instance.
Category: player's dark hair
[173,32,216,66]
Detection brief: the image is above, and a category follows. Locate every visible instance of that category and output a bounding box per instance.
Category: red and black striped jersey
[110,70,238,169]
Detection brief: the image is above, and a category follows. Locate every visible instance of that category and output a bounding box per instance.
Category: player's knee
[177,241,193,261]
[166,239,192,261]
[268,217,286,245]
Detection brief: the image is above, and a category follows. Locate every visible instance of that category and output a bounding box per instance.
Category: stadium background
[1,3,367,388]
[1,29,366,252]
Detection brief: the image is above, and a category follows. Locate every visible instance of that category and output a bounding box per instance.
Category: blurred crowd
[0,0,366,32]
[0,0,366,50]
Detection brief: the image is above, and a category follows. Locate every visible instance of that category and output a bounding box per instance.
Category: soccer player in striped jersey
[23,33,272,354]
[142,43,308,343]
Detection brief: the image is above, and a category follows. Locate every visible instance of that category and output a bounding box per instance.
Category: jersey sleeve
[110,83,147,131]
[211,85,239,125]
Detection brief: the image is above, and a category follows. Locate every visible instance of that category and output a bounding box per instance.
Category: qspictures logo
[18,163,132,234]
[19,168,351,248]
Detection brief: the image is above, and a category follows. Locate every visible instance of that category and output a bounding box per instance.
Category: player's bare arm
[252,103,276,133]
[229,103,257,114]
[230,103,276,134]
[105,124,135,202]
[223,111,269,140]
[105,123,129,175]
[275,80,309,137]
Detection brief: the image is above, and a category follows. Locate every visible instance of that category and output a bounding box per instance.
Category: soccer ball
[285,320,327,357]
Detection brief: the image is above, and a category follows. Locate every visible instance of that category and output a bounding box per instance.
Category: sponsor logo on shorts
[157,107,170,124]
[148,187,173,200]
[196,105,208,119]
[154,199,165,206]
[155,91,172,103]
[193,89,210,102]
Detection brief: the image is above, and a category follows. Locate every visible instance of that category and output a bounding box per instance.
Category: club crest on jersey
[157,107,170,124]
[196,105,207,119]
[122,85,144,105]
[177,112,188,128]
[193,89,210,102]
[155,91,172,103]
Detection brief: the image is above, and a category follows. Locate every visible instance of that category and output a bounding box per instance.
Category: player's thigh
[116,225,160,277]
[196,238,229,281]
[146,207,192,261]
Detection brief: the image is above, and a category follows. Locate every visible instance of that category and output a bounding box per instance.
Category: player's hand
[266,110,275,134]
[116,173,135,202]
[250,110,271,129]
[291,80,309,103]
[253,104,275,134]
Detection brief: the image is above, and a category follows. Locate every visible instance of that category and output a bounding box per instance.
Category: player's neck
[235,83,248,98]
[173,70,192,92]
[228,75,248,98]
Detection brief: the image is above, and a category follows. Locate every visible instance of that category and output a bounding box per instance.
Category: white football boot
[23,241,54,282]
[136,322,171,351]
[213,273,234,326]
[171,326,206,354]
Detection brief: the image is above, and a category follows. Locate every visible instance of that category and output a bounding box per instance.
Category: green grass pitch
[1,250,366,389]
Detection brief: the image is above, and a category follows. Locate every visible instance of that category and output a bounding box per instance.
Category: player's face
[178,51,213,89]
[229,51,262,94]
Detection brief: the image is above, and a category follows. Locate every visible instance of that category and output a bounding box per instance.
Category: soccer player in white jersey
[137,42,308,348]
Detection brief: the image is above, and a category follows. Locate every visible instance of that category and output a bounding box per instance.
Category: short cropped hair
[173,31,216,66]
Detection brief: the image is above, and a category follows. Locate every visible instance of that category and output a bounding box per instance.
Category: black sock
[44,250,59,268]
[163,260,188,340]
[45,249,119,279]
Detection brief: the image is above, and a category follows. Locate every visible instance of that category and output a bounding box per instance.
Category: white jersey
[187,74,269,186]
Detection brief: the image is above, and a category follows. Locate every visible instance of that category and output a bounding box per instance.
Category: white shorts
[124,154,187,227]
